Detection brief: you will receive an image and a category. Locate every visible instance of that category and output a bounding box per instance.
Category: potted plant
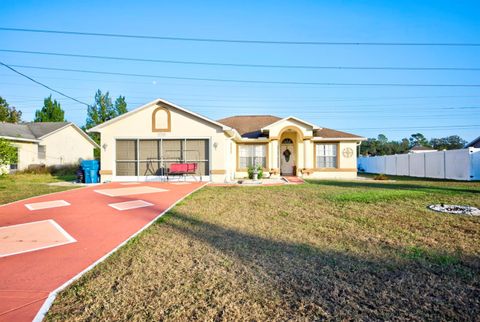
[247,165,263,180]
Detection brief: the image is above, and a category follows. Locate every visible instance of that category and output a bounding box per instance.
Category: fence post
[423,153,426,178]
[408,154,411,176]
[395,154,398,176]
[443,150,447,179]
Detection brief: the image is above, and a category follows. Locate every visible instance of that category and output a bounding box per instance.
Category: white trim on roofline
[87,98,232,133]
[260,116,321,131]
[0,135,40,143]
[236,137,270,143]
[312,137,367,141]
[38,123,100,149]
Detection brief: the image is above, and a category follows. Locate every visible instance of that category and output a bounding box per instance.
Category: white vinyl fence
[358,148,480,181]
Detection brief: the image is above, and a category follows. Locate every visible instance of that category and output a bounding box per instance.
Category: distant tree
[429,135,467,150]
[400,138,410,151]
[409,133,430,148]
[86,90,115,132]
[377,134,388,144]
[34,95,65,122]
[361,136,414,156]
[85,90,128,157]
[114,96,128,115]
[0,96,22,123]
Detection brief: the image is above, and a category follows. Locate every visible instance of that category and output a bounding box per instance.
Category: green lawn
[44,176,480,321]
[0,173,78,204]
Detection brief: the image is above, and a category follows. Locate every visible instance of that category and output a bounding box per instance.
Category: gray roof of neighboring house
[0,122,71,141]
[466,136,480,148]
[409,145,436,151]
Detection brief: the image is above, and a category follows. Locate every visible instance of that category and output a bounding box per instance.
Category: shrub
[17,163,79,176]
[373,173,389,180]
[0,138,17,175]
[49,164,79,177]
[20,164,49,174]
[247,165,264,180]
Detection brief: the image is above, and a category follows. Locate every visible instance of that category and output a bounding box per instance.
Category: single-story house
[0,122,99,170]
[408,145,437,153]
[88,99,366,183]
[466,136,480,149]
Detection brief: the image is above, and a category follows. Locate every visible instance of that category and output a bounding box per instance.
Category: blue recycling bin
[81,160,100,183]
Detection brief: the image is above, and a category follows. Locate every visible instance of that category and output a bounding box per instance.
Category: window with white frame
[238,144,266,168]
[38,145,46,160]
[316,144,337,168]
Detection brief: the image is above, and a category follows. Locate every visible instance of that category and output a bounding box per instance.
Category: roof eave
[88,98,231,133]
[466,135,480,148]
[41,123,99,149]
[0,136,40,143]
[312,137,367,141]
[260,116,320,131]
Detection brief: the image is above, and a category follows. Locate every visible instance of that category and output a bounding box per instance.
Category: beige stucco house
[89,99,366,183]
[0,122,98,170]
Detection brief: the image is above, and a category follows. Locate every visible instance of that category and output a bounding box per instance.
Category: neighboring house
[88,99,366,183]
[408,145,437,153]
[0,122,99,170]
[466,136,480,148]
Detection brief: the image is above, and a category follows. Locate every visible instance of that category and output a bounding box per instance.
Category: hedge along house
[88,99,366,183]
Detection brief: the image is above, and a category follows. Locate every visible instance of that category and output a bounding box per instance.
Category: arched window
[281,138,293,144]
[152,106,171,132]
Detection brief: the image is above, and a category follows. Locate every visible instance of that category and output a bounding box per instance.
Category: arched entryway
[280,138,295,175]
[278,126,304,176]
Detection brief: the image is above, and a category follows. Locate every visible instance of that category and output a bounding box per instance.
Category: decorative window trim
[314,143,339,169]
[152,106,171,132]
[236,143,268,171]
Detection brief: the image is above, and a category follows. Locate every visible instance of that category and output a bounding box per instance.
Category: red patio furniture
[167,163,200,181]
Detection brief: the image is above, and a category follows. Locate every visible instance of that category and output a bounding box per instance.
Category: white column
[303,139,312,169]
[297,140,305,170]
[270,139,278,169]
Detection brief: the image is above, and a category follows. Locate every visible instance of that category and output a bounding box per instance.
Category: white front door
[280,140,295,175]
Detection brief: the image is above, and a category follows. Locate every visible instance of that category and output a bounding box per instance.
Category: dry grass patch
[0,173,78,204]
[46,177,480,321]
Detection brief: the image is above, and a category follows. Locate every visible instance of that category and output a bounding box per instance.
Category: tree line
[0,94,470,158]
[360,133,467,156]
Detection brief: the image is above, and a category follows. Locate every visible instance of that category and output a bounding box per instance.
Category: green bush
[0,138,17,175]
[247,165,264,180]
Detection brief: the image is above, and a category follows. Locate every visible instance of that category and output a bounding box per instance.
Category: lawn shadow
[162,211,479,321]
[307,179,480,194]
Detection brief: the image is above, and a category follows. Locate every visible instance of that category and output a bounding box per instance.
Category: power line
[1,27,479,47]
[0,61,89,106]
[341,124,479,131]
[8,64,480,87]
[3,75,480,101]
[1,48,479,71]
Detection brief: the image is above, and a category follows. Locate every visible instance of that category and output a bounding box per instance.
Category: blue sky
[0,0,479,142]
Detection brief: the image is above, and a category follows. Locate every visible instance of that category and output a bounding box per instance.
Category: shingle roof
[313,127,364,139]
[217,115,281,138]
[0,122,70,140]
[466,136,480,148]
[217,115,363,139]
